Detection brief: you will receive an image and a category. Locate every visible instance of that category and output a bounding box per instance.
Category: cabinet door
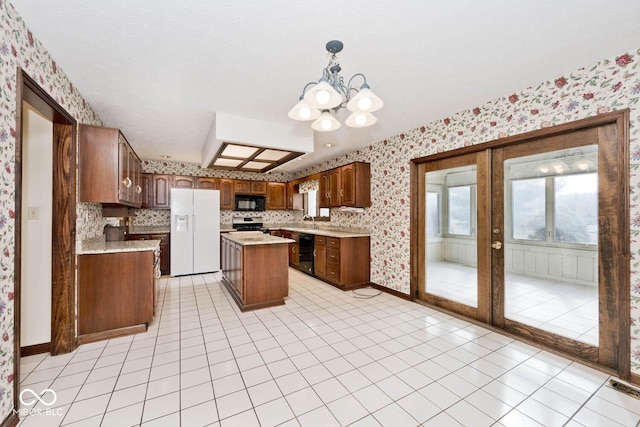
[340,163,356,206]
[266,182,286,210]
[127,148,136,203]
[251,181,267,195]
[328,169,341,207]
[286,182,294,210]
[141,174,152,208]
[314,236,326,278]
[318,173,329,208]
[134,156,143,205]
[159,235,170,275]
[152,175,172,209]
[118,135,129,202]
[197,177,219,190]
[173,175,195,188]
[220,179,235,210]
[234,180,251,194]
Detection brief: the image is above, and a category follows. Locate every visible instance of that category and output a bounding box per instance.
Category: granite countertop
[222,231,294,246]
[128,226,171,235]
[79,238,160,254]
[272,226,370,238]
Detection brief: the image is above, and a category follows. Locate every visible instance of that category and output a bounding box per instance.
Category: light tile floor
[17,268,639,426]
[426,261,598,345]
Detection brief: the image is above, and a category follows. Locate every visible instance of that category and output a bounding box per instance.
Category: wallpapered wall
[292,48,640,370]
[0,1,105,418]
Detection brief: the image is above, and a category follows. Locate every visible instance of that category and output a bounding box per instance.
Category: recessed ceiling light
[324,143,335,148]
[160,154,171,159]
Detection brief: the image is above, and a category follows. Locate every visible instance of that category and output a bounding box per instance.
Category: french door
[413,112,629,376]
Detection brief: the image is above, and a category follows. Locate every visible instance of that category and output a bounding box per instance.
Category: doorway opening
[411,111,630,379]
[14,69,77,412]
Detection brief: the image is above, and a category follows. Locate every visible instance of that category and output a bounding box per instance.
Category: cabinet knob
[136,185,142,194]
[340,189,344,197]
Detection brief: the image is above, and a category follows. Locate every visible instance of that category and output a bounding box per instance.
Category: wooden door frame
[14,68,77,412]
[410,110,630,379]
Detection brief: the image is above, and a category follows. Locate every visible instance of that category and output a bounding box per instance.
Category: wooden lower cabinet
[314,236,370,288]
[221,236,288,311]
[127,233,170,275]
[78,251,154,338]
[283,231,299,267]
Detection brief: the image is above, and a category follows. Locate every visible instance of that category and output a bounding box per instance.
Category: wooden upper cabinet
[79,124,141,207]
[266,182,286,210]
[234,180,252,194]
[340,162,371,207]
[318,173,330,208]
[220,179,235,210]
[196,177,219,190]
[328,169,341,208]
[173,175,194,188]
[317,162,371,209]
[251,181,267,195]
[152,175,172,209]
[141,173,152,208]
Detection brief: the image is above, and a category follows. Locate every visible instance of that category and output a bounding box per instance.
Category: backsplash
[131,207,303,227]
[142,160,293,182]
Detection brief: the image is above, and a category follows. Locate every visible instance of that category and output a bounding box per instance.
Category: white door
[193,190,220,273]
[171,188,194,276]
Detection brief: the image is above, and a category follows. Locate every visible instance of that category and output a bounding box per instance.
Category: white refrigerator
[171,188,220,276]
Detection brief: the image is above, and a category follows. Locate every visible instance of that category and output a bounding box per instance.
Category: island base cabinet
[79,251,154,340]
[221,237,288,311]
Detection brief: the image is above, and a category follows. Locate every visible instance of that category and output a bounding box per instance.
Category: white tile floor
[426,261,598,345]
[17,268,639,426]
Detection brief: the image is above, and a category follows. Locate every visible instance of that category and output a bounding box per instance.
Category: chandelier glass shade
[288,40,383,131]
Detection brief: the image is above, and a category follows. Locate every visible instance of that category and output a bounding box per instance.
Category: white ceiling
[10,0,640,172]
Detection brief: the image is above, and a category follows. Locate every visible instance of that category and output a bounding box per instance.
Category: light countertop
[222,231,294,246]
[274,227,369,238]
[79,238,160,255]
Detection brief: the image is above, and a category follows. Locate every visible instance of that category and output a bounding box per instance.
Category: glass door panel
[502,146,599,345]
[425,164,479,309]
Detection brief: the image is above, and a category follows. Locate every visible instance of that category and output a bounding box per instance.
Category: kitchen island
[221,231,294,311]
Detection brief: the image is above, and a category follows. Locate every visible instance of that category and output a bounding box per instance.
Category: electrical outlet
[27,206,40,220]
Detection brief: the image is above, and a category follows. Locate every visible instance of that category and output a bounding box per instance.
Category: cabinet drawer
[327,237,340,248]
[314,236,326,246]
[326,264,340,281]
[326,247,340,265]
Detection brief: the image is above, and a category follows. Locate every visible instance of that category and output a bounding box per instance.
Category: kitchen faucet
[302,214,318,229]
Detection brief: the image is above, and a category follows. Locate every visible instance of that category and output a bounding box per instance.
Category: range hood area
[200,112,314,172]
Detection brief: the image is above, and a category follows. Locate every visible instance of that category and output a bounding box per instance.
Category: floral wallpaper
[294,49,640,370]
[0,1,106,418]
[142,159,292,182]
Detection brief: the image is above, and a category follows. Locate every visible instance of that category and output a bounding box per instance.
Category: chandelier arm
[347,73,368,93]
[299,81,319,99]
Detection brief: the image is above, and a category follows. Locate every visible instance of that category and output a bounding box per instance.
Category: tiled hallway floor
[426,261,598,345]
[18,269,640,426]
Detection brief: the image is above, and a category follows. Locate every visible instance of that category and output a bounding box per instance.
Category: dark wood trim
[476,150,492,324]
[78,324,147,345]
[504,319,598,363]
[412,110,629,164]
[0,413,19,427]
[369,282,411,300]
[409,161,422,302]
[14,68,78,415]
[630,373,640,387]
[51,122,76,355]
[490,148,505,328]
[20,342,51,357]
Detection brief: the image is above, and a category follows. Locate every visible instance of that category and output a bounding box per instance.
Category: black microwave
[234,194,266,212]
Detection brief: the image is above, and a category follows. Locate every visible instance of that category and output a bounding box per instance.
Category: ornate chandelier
[288,40,383,132]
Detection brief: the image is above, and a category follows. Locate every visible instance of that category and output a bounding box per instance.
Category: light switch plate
[27,206,39,220]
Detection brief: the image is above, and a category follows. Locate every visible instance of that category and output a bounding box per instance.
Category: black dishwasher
[298,234,314,275]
